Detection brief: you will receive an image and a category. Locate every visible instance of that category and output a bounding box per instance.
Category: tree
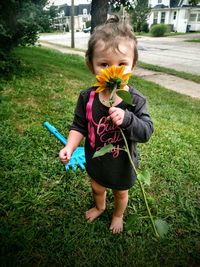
[110,0,150,33]
[90,0,138,33]
[91,0,109,33]
[49,5,59,20]
[109,0,134,11]
[128,0,150,32]
[40,5,59,33]
[189,0,200,5]
[0,0,48,74]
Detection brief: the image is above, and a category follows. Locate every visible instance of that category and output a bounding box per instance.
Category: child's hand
[59,147,72,165]
[108,107,125,126]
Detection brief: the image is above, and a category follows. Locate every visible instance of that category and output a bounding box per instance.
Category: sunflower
[94,65,132,93]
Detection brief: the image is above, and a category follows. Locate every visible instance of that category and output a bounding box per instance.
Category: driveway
[39,32,200,75]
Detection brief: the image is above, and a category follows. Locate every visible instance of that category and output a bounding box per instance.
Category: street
[138,34,200,75]
[39,32,200,75]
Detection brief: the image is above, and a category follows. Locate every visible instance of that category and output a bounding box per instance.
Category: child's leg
[110,189,128,234]
[85,178,106,222]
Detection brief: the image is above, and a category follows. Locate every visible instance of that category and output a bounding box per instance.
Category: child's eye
[119,63,126,66]
[100,63,109,68]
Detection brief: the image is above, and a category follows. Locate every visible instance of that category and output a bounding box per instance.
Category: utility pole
[71,0,75,48]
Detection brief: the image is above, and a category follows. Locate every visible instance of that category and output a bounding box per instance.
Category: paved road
[39,32,89,50]
[138,34,200,75]
[39,32,200,75]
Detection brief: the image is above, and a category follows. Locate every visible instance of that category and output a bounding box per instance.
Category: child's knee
[113,190,128,200]
[90,179,106,195]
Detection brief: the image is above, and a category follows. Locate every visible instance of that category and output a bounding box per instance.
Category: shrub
[86,20,91,28]
[150,24,168,37]
[66,24,69,32]
[142,23,149,33]
[0,48,22,78]
[165,24,174,32]
[0,0,49,76]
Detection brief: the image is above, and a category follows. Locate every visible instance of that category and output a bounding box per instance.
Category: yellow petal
[122,72,132,80]
[100,68,110,80]
[116,65,125,77]
[96,86,106,92]
[96,75,107,83]
[94,65,132,92]
[94,82,104,87]
[110,65,116,77]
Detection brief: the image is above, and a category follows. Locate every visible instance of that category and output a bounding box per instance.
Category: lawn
[138,61,200,84]
[185,39,200,43]
[0,47,200,266]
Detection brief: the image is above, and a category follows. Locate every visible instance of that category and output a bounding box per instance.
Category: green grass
[1,46,200,266]
[135,32,189,37]
[185,39,200,43]
[138,61,200,84]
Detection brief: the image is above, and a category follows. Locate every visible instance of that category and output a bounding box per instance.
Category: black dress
[70,86,153,190]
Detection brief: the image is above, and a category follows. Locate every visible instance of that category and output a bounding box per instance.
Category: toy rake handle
[43,121,67,146]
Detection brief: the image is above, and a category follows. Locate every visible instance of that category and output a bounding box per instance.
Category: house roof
[58,3,91,16]
[152,0,200,10]
[154,4,168,8]
[170,0,182,8]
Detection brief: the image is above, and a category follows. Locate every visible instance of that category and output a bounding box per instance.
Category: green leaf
[92,144,114,158]
[155,219,169,238]
[116,90,133,105]
[137,170,151,186]
[125,214,139,230]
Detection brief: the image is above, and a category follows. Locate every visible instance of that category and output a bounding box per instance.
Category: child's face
[91,38,135,75]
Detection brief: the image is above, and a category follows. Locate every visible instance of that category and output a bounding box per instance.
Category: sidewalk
[39,41,200,100]
[134,68,200,99]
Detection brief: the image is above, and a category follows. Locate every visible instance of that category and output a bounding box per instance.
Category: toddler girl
[59,15,153,234]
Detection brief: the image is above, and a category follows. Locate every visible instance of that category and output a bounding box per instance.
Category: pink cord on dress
[86,90,96,148]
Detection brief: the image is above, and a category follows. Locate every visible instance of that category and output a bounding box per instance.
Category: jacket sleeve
[121,94,154,143]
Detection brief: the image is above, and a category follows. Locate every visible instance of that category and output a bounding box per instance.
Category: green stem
[120,129,138,176]
[120,129,159,238]
[137,179,159,238]
[108,87,159,237]
[109,87,117,107]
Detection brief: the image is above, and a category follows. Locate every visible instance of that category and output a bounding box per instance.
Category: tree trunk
[91,0,109,33]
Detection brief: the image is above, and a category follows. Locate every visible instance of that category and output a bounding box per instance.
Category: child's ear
[132,60,137,70]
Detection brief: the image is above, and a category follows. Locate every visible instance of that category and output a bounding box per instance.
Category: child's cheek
[124,66,132,73]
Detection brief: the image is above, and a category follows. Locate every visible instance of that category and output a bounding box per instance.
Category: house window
[173,11,177,20]
[153,11,158,24]
[189,13,197,22]
[158,0,162,3]
[197,14,200,22]
[161,12,166,23]
[83,8,87,16]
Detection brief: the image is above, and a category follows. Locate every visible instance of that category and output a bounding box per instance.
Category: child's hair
[85,15,138,69]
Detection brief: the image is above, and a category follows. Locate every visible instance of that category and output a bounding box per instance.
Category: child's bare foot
[109,216,123,234]
[85,207,105,222]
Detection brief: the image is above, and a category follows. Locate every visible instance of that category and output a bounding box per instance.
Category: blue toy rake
[43,121,86,171]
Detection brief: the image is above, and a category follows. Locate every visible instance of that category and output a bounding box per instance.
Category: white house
[51,3,91,32]
[148,0,200,33]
